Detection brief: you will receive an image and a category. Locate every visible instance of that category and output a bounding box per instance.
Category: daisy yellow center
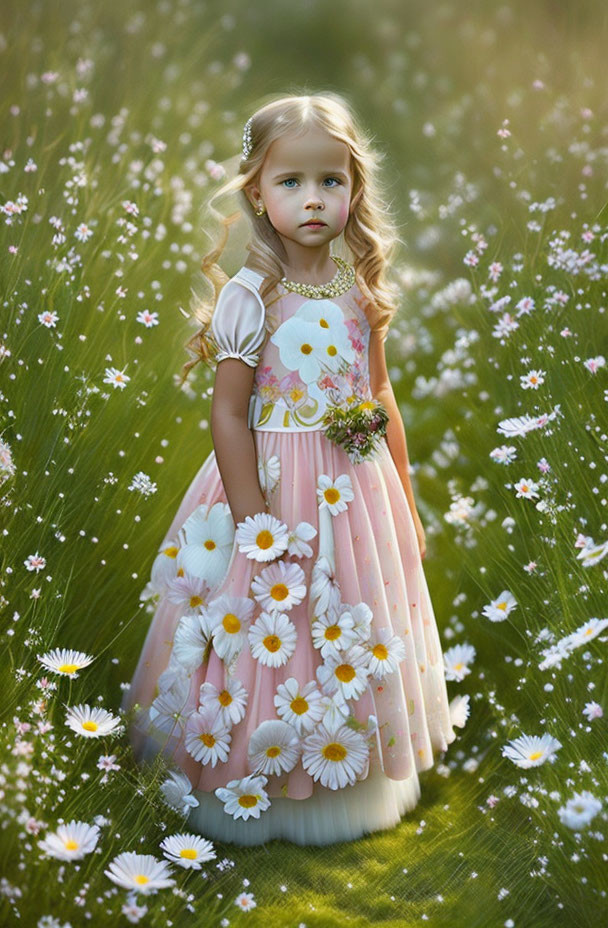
[530,376,538,383]
[223,613,241,634]
[529,751,543,761]
[322,742,347,762]
[239,794,258,808]
[335,663,355,683]
[358,401,375,411]
[135,874,149,885]
[180,848,198,859]
[270,583,289,602]
[319,317,329,328]
[326,345,337,357]
[58,664,79,674]
[204,539,216,550]
[372,643,389,660]
[64,839,79,850]
[299,343,313,355]
[256,529,274,550]
[82,721,98,732]
[190,595,203,608]
[263,634,281,653]
[266,746,281,757]
[584,628,593,635]
[497,601,507,610]
[454,662,463,670]
[521,484,529,492]
[218,689,233,706]
[324,488,340,504]
[199,732,216,747]
[325,625,341,641]
[291,696,309,714]
[289,386,305,402]
[163,545,178,558]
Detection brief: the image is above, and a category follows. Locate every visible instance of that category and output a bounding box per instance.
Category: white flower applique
[270,299,355,384]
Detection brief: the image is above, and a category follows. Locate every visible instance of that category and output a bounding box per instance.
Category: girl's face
[247,125,359,256]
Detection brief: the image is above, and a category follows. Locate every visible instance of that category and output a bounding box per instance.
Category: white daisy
[349,601,374,643]
[150,538,180,594]
[301,721,369,789]
[449,693,470,728]
[65,704,122,739]
[208,594,256,664]
[199,678,248,728]
[309,554,342,617]
[235,892,258,911]
[38,820,100,861]
[247,719,301,776]
[172,613,211,672]
[257,454,281,495]
[177,502,235,588]
[104,852,175,895]
[251,559,307,614]
[165,573,211,614]
[248,611,297,668]
[364,627,407,680]
[274,677,325,735]
[316,644,371,701]
[159,770,200,818]
[443,643,476,681]
[235,511,290,562]
[482,590,518,622]
[270,313,332,383]
[184,706,232,766]
[148,668,191,736]
[159,832,216,869]
[316,473,354,515]
[576,538,608,567]
[558,790,603,830]
[563,617,608,649]
[318,689,351,733]
[37,648,95,678]
[311,606,358,659]
[214,773,271,821]
[286,520,318,559]
[502,732,562,768]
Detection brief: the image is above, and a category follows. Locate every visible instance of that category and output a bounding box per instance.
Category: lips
[302,221,327,227]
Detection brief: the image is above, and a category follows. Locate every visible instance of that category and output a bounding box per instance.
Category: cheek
[338,203,349,225]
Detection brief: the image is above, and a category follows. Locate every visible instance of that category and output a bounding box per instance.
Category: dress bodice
[212,265,375,433]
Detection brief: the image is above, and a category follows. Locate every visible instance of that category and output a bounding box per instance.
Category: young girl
[121,91,457,847]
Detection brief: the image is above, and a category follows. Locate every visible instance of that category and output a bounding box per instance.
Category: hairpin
[242,116,253,159]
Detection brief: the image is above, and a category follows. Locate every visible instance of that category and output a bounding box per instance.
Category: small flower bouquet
[321,397,389,464]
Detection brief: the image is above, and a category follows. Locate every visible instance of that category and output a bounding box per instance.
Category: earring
[255,203,265,216]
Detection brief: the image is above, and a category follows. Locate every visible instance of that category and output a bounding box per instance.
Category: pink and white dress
[122,263,456,846]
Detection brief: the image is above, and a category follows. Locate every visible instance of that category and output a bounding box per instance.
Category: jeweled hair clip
[242,116,253,159]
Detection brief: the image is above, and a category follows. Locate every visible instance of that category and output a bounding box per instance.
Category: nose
[305,194,324,210]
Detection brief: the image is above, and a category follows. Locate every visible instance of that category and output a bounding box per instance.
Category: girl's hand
[411,509,427,560]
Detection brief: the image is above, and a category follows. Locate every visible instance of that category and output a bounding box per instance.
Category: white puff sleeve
[210,278,266,368]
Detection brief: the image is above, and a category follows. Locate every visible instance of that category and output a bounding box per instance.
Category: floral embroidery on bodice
[249,281,373,432]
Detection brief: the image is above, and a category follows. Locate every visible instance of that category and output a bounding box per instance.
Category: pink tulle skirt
[122,429,456,846]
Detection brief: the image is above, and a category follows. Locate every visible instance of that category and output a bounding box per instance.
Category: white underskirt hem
[187,762,421,847]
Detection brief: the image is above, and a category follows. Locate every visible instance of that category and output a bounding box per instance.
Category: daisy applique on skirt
[122,430,458,847]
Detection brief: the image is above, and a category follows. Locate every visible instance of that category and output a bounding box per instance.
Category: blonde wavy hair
[180,89,404,385]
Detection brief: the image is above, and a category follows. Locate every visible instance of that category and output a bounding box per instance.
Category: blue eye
[281,177,342,188]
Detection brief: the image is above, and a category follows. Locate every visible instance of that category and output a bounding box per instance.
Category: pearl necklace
[279,255,355,300]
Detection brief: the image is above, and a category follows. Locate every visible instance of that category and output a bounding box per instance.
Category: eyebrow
[272,170,350,180]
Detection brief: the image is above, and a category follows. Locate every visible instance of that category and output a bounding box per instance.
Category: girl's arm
[368,328,427,557]
[210,357,268,526]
